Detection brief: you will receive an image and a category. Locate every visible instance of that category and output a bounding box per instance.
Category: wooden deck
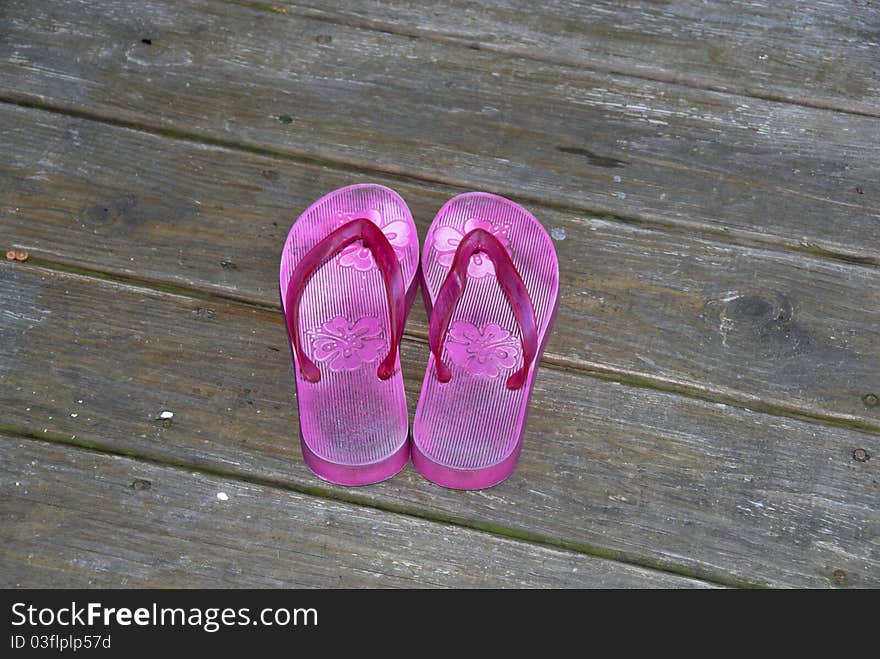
[1,1,878,588]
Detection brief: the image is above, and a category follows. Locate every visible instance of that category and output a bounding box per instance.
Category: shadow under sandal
[280,184,419,485]
[413,192,560,490]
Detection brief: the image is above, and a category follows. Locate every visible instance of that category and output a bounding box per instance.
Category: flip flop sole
[414,193,559,489]
[280,184,419,485]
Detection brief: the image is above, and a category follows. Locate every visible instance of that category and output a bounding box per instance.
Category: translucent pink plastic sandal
[280,184,419,485]
[413,193,559,489]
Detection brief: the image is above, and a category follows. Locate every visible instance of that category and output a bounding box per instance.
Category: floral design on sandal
[308,316,385,372]
[432,217,511,278]
[443,321,519,378]
[336,208,412,272]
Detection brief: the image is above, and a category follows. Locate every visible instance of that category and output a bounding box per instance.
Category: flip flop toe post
[280,184,419,485]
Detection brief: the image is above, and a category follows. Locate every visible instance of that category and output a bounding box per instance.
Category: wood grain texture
[1,262,877,588]
[0,438,712,588]
[0,0,878,261]
[264,0,880,116]
[2,104,879,429]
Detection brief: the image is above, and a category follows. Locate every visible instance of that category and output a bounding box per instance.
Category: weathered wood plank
[268,0,880,116]
[1,263,877,587]
[1,438,710,588]
[2,104,879,429]
[1,0,878,260]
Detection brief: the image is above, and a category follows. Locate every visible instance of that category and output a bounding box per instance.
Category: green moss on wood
[0,425,754,588]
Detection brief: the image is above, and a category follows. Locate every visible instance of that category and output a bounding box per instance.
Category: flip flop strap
[429,228,538,390]
[285,218,405,383]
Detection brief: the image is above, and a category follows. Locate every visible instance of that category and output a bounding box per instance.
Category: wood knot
[723,295,791,325]
[83,193,138,229]
[704,292,808,358]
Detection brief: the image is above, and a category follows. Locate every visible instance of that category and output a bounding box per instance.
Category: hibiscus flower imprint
[431,217,512,278]
[443,320,520,378]
[308,316,385,372]
[335,208,411,272]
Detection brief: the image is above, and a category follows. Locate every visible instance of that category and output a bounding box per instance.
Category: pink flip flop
[280,184,419,485]
[413,193,560,489]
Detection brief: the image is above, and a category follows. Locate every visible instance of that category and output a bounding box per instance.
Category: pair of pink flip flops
[280,185,559,490]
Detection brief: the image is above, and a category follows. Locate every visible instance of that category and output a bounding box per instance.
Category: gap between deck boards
[1,432,723,588]
[0,429,734,588]
[226,0,880,119]
[17,239,880,439]
[1,93,876,271]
